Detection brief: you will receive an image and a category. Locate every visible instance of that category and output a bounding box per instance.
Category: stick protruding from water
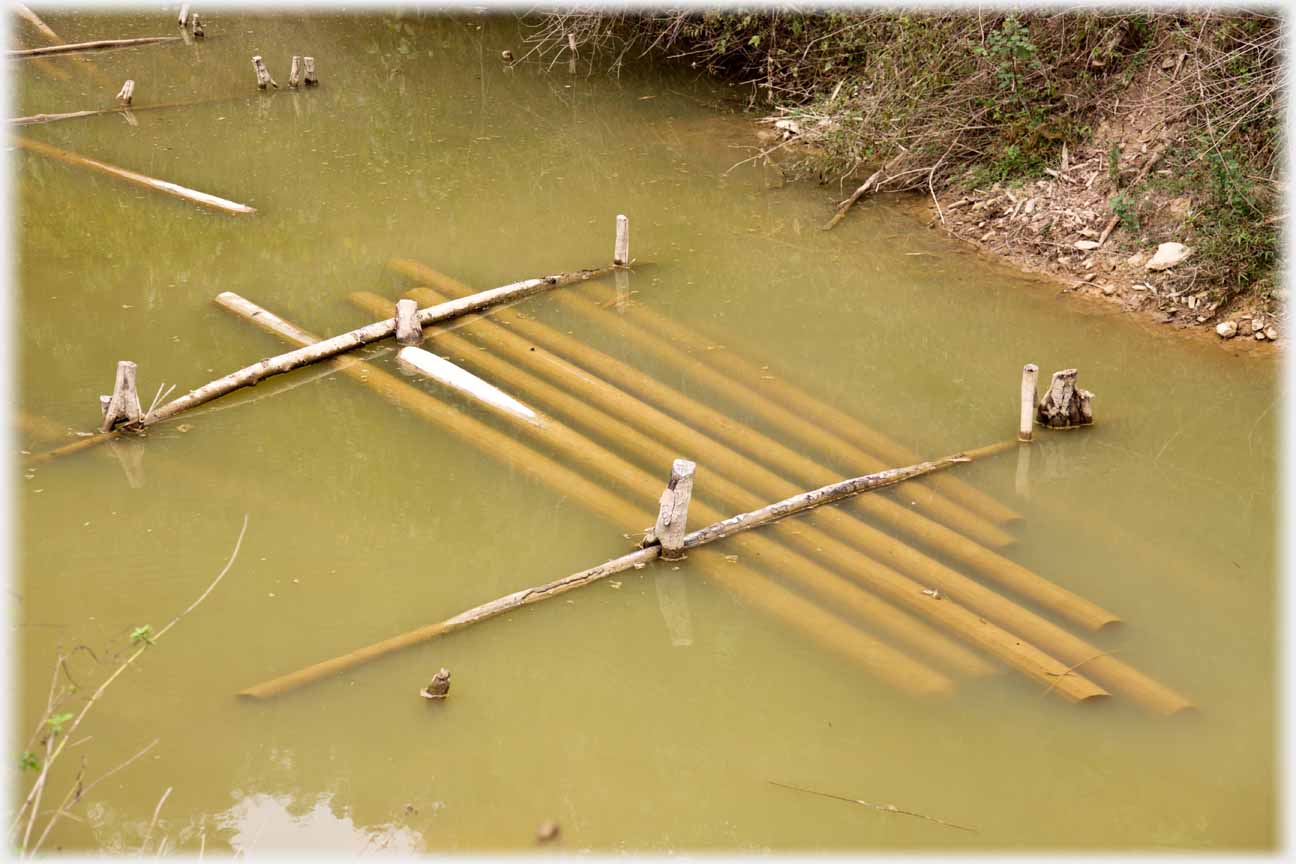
[1018,363,1038,442]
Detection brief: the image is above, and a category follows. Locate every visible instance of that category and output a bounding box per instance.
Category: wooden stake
[192,13,204,39]
[644,458,695,560]
[116,79,135,106]
[288,55,302,89]
[614,214,630,267]
[252,55,277,90]
[178,4,190,27]
[394,298,422,346]
[1018,363,1039,442]
[238,449,979,702]
[15,136,256,215]
[302,56,317,86]
[1037,369,1095,429]
[101,361,142,432]
[8,36,182,59]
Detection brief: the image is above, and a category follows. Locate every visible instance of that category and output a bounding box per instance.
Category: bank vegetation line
[384,279,1191,715]
[389,265,1119,636]
[239,445,985,701]
[219,293,968,701]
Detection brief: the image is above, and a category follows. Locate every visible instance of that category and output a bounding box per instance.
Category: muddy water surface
[12,11,1277,852]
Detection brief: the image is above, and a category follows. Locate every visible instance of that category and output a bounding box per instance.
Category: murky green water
[11,11,1278,853]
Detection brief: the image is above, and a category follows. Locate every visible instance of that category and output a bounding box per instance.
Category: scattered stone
[1145,242,1193,271]
[1078,227,1099,238]
[1101,284,1116,296]
[1126,251,1147,268]
[536,821,560,844]
[1161,55,1177,70]
[1074,239,1101,251]
[1265,325,1279,341]
[1254,331,1267,341]
[1080,273,1096,282]
[1216,321,1238,339]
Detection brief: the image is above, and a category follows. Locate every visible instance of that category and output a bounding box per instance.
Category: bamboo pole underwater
[352,292,1008,682]
[11,2,113,85]
[217,293,959,701]
[591,274,1020,525]
[14,136,256,215]
[350,291,1124,704]
[391,269,1119,634]
[11,94,251,127]
[241,451,990,702]
[389,284,1193,715]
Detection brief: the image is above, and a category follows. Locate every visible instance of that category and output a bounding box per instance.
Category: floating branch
[8,36,182,59]
[238,448,978,701]
[824,169,881,230]
[14,136,255,215]
[10,94,247,127]
[769,781,977,833]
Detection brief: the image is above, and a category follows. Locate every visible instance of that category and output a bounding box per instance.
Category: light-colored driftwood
[252,55,277,89]
[303,56,317,86]
[394,298,422,346]
[239,450,978,701]
[395,346,540,425]
[100,361,142,432]
[1037,369,1094,429]
[614,214,630,266]
[353,289,999,684]
[116,79,135,106]
[15,136,255,215]
[288,55,302,88]
[1019,363,1039,442]
[133,266,611,430]
[178,4,190,27]
[824,169,881,230]
[9,36,182,58]
[192,14,204,39]
[10,94,245,127]
[644,459,694,559]
[227,297,961,701]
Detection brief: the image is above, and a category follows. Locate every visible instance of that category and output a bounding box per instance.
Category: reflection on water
[12,9,1277,853]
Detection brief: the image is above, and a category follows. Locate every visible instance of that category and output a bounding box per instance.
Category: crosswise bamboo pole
[240,452,978,701]
[217,293,960,702]
[133,266,615,429]
[8,36,182,58]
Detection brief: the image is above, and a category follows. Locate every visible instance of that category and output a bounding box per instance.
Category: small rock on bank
[1146,242,1194,271]
[1216,321,1238,339]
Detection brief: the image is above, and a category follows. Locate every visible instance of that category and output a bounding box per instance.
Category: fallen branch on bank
[768,780,977,833]
[238,449,979,700]
[14,136,256,215]
[8,36,182,59]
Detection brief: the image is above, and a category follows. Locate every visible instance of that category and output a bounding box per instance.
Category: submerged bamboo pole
[14,136,255,215]
[133,265,615,430]
[8,36,182,58]
[11,2,111,84]
[389,287,1194,715]
[353,291,1121,703]
[391,271,1118,634]
[10,94,248,127]
[218,294,959,701]
[241,451,985,701]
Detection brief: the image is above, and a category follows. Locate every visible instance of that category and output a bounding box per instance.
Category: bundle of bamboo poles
[359,262,1192,716]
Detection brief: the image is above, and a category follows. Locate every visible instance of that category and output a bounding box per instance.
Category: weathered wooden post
[614,214,630,311]
[567,32,577,74]
[288,55,301,88]
[115,79,134,106]
[644,459,695,560]
[192,13,204,39]
[1018,363,1038,442]
[100,360,142,432]
[252,55,277,90]
[394,298,423,346]
[178,4,190,28]
[1037,369,1094,429]
[303,56,318,86]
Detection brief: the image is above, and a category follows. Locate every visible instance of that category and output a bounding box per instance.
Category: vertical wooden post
[303,56,318,86]
[252,56,276,90]
[100,360,142,432]
[567,32,577,74]
[1018,363,1038,442]
[192,13,204,39]
[178,4,190,28]
[645,459,695,560]
[395,298,423,346]
[614,214,629,267]
[116,79,134,106]
[288,55,302,88]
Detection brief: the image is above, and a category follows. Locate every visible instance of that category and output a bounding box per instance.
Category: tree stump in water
[1036,369,1094,429]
